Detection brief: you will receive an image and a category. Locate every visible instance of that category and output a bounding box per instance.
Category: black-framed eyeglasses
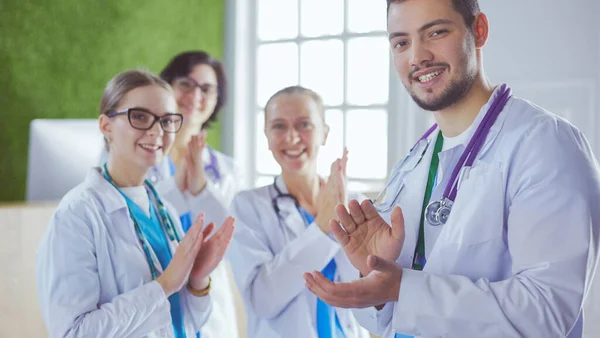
[108,108,183,133]
[173,76,219,97]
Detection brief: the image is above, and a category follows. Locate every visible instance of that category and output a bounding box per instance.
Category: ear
[321,123,330,146]
[472,12,489,48]
[99,114,113,147]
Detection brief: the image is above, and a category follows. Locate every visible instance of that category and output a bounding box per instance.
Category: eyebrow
[388,19,455,40]
[267,118,286,124]
[131,107,177,116]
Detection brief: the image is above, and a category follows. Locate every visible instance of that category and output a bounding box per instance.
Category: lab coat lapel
[476,96,512,160]
[273,176,307,238]
[394,131,439,267]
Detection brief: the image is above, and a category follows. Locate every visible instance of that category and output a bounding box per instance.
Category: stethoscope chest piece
[425,198,453,226]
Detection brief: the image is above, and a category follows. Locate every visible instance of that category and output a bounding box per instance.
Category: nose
[146,118,164,137]
[285,127,300,144]
[410,40,434,69]
[188,87,204,105]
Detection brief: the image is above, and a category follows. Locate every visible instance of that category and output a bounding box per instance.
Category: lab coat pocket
[442,161,506,246]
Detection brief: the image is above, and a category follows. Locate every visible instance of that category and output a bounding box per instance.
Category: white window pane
[256,112,281,175]
[300,40,344,106]
[300,0,343,37]
[346,109,387,179]
[317,109,344,176]
[255,175,276,188]
[257,0,298,40]
[348,180,382,195]
[257,43,299,107]
[347,37,390,105]
[348,0,387,33]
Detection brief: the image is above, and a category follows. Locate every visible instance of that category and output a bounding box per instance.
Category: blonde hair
[264,85,325,122]
[100,69,172,117]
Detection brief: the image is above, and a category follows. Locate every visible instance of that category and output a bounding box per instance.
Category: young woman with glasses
[36,69,235,338]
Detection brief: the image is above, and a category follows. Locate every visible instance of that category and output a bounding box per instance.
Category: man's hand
[304,255,403,309]
[331,201,405,276]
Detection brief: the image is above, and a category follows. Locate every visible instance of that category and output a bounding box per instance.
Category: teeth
[140,144,160,150]
[418,70,443,82]
[285,150,304,156]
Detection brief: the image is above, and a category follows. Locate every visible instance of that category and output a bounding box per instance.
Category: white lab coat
[36,168,212,338]
[352,88,600,338]
[228,176,371,338]
[149,146,244,338]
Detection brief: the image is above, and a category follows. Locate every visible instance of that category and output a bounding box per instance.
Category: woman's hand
[314,148,348,234]
[188,216,236,289]
[186,131,209,196]
[156,214,206,297]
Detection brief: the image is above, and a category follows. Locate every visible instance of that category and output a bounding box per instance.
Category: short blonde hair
[264,85,325,122]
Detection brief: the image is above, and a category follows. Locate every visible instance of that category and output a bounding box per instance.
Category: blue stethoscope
[371,84,512,226]
[101,163,181,279]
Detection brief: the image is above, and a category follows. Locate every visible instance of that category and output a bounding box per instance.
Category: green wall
[0,0,225,202]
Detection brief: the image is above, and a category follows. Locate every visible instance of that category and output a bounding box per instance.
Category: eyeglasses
[108,108,183,133]
[173,77,218,97]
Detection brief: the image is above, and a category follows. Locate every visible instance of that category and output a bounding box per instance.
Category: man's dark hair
[387,0,480,28]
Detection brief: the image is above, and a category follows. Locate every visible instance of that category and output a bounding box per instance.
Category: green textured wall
[0,0,225,202]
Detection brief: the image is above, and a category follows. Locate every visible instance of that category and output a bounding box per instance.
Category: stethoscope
[371,84,512,226]
[102,163,181,279]
[270,177,311,227]
[204,147,221,182]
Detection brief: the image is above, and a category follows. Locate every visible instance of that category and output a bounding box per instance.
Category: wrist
[314,217,331,234]
[189,275,210,290]
[156,276,174,297]
[189,180,208,196]
[388,269,402,303]
[187,276,211,297]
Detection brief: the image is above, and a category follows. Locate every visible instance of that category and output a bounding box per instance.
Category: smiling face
[388,0,480,111]
[264,93,329,175]
[172,64,219,129]
[100,85,178,173]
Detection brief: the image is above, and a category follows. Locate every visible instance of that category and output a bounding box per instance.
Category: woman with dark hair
[151,51,243,338]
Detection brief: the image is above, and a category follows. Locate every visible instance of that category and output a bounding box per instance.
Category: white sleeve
[36,206,172,338]
[228,191,340,320]
[352,302,394,336]
[391,120,600,337]
[179,286,212,332]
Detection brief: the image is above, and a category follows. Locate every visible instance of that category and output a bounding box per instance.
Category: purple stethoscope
[204,147,221,182]
[371,84,512,226]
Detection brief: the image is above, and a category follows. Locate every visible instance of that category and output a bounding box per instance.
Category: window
[224,0,432,194]
[250,0,390,192]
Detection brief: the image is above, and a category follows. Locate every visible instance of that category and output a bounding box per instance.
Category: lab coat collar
[273,175,313,238]
[84,168,130,214]
[476,84,512,157]
[435,84,512,159]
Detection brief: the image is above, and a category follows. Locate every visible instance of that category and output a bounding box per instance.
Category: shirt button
[150,175,157,183]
